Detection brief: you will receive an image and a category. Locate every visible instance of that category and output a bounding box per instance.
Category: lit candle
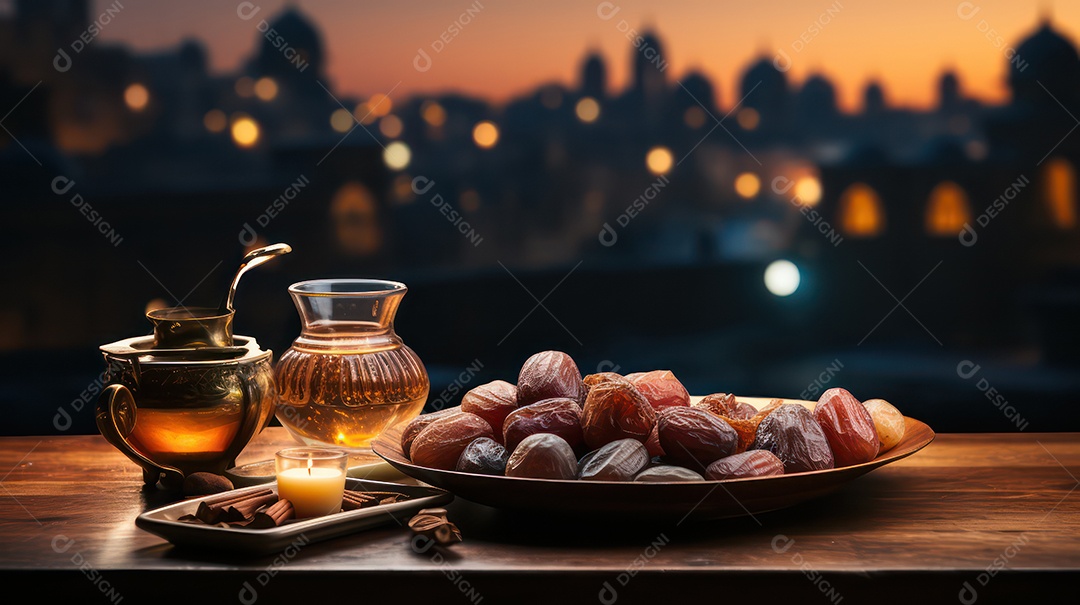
[275,448,348,518]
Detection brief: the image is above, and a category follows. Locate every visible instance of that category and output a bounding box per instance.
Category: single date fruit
[625,370,690,410]
[461,380,519,440]
[517,351,585,406]
[578,439,650,481]
[634,465,704,482]
[751,404,834,473]
[657,407,738,471]
[645,424,664,457]
[814,388,879,467]
[862,398,906,453]
[401,407,463,458]
[410,412,494,470]
[502,398,585,453]
[505,433,578,479]
[456,437,510,475]
[694,393,757,420]
[705,450,785,480]
[581,375,656,449]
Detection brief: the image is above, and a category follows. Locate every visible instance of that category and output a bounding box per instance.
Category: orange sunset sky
[91,0,1079,111]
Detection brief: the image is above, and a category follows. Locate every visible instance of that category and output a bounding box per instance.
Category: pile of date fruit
[401,351,907,481]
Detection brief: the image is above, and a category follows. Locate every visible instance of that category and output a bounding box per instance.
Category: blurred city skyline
[47,0,1078,111]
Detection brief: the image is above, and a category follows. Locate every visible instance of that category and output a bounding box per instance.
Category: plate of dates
[372,351,934,521]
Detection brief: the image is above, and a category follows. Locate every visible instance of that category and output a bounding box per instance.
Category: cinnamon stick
[194,488,274,524]
[246,499,295,529]
[224,492,280,522]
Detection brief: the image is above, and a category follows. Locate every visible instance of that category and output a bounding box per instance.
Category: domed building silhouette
[739,57,789,134]
[249,6,325,81]
[1008,19,1080,106]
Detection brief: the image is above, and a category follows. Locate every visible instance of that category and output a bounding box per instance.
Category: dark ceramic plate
[371,397,934,521]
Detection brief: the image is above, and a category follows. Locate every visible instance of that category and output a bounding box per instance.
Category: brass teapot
[96,244,290,489]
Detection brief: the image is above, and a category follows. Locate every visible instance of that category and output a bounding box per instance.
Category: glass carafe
[274,279,429,450]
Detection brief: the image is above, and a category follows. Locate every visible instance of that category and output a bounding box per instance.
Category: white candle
[277,462,347,518]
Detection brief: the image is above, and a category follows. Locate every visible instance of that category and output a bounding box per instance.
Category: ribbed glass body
[274,280,429,450]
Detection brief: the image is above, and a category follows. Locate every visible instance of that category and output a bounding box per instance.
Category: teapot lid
[146,306,233,348]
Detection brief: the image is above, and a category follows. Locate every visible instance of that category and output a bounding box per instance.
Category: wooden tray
[370,397,934,521]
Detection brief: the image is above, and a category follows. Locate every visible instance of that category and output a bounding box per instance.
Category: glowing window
[1044,158,1077,228]
[925,181,971,236]
[839,183,885,237]
[331,182,382,256]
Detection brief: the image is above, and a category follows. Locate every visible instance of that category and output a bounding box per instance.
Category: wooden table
[1,429,1077,604]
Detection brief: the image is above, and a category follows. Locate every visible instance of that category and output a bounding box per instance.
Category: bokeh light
[383,141,411,170]
[473,121,499,148]
[764,260,800,297]
[795,176,822,206]
[230,115,260,147]
[737,108,760,130]
[735,172,761,198]
[124,83,149,111]
[421,101,446,127]
[575,97,601,123]
[645,146,674,175]
[203,109,227,133]
[379,115,403,138]
[330,108,354,133]
[254,77,278,101]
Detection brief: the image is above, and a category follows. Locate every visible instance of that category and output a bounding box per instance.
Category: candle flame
[307,456,313,476]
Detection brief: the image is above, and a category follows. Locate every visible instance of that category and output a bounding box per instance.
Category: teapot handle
[96,384,185,490]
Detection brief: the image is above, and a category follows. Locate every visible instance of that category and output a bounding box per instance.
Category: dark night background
[2,0,1079,436]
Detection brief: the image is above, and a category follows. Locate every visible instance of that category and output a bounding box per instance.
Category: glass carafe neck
[288,280,407,351]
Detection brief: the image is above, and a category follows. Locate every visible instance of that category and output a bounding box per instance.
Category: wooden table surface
[1,428,1077,604]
